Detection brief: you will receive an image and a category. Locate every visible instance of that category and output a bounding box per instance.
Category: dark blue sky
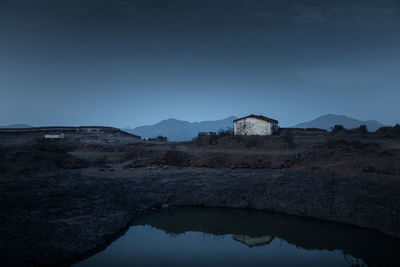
[1,0,399,127]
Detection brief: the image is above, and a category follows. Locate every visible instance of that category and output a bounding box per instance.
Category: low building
[234,114,278,136]
[44,133,65,139]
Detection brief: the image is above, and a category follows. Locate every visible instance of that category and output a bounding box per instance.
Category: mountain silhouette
[125,116,236,141]
[0,124,32,128]
[294,114,385,131]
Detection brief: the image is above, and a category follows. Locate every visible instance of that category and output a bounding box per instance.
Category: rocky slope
[1,126,400,266]
[1,167,399,266]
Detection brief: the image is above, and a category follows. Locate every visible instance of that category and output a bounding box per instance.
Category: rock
[332,125,346,133]
[124,162,147,169]
[363,167,375,173]
[376,125,400,138]
[270,162,283,169]
[377,168,397,175]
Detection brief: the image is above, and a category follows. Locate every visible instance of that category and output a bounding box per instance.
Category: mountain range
[125,114,387,141]
[2,114,387,141]
[124,116,237,141]
[0,124,32,129]
[294,114,385,131]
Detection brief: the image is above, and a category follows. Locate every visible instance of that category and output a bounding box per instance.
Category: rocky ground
[1,167,400,266]
[0,126,399,266]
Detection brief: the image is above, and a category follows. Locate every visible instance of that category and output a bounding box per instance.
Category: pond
[75,207,400,267]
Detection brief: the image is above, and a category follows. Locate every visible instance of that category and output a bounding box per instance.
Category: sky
[1,0,399,128]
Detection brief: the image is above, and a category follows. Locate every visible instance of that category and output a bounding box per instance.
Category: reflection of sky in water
[75,225,363,267]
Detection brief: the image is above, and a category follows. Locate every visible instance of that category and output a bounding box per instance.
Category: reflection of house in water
[232,234,275,247]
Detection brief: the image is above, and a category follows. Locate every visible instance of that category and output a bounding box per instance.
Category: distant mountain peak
[124,116,237,141]
[162,118,181,122]
[294,114,385,131]
[0,123,32,129]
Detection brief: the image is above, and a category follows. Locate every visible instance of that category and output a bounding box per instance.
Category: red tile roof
[234,114,278,124]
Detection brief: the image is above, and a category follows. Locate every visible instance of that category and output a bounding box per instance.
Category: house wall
[234,118,272,135]
[44,133,65,139]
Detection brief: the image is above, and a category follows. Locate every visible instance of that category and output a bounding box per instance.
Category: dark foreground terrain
[0,125,400,266]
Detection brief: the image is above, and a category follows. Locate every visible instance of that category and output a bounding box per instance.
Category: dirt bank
[1,127,400,265]
[1,166,399,266]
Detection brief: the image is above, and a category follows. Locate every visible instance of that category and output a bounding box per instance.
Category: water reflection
[233,234,275,247]
[75,208,400,267]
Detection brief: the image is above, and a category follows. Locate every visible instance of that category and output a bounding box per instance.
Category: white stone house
[234,115,278,136]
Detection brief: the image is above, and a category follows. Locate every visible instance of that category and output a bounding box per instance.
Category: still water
[75,208,400,267]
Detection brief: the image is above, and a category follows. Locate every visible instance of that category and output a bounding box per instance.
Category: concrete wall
[234,118,272,135]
